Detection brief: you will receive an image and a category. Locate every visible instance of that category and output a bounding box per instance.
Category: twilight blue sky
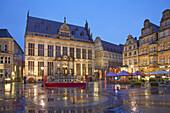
[0,0,170,51]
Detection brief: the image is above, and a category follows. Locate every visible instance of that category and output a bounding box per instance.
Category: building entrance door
[63,67,68,75]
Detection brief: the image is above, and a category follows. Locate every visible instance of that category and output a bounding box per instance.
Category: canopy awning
[117,70,130,76]
[150,70,168,74]
[105,72,117,77]
[133,71,145,76]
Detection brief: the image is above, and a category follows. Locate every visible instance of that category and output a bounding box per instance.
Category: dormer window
[80,31,84,36]
[46,25,50,31]
[41,21,44,25]
[35,23,40,29]
[72,29,76,35]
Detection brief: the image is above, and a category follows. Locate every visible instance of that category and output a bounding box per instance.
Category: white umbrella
[105,72,117,77]
[150,70,168,74]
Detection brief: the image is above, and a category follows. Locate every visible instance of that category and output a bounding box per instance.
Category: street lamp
[41,67,44,87]
[131,65,134,87]
[34,72,37,84]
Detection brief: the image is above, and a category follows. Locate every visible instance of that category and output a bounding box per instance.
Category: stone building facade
[0,29,23,82]
[122,35,139,73]
[122,9,170,74]
[94,37,123,79]
[25,13,95,81]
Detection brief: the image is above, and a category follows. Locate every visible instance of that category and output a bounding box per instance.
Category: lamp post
[34,72,36,85]
[131,65,134,87]
[41,67,44,87]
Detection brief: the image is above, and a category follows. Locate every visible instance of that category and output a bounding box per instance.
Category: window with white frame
[165,30,169,37]
[8,57,10,64]
[4,45,7,52]
[153,47,156,52]
[144,49,147,54]
[141,50,143,55]
[160,44,164,51]
[0,57,3,63]
[129,60,132,65]
[162,22,166,27]
[125,60,127,65]
[144,60,147,66]
[141,60,143,66]
[5,57,7,64]
[150,58,153,64]
[150,37,152,42]
[149,47,153,53]
[154,57,157,64]
[0,69,3,78]
[160,57,165,64]
[134,59,137,65]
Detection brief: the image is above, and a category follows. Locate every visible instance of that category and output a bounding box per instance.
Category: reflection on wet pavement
[0,80,169,112]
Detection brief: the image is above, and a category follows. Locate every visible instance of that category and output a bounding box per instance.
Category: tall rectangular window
[125,60,127,65]
[0,57,3,63]
[160,57,165,65]
[144,60,147,66]
[141,50,143,55]
[28,43,35,56]
[70,48,74,58]
[165,30,169,37]
[56,46,61,57]
[153,47,156,52]
[150,58,153,64]
[88,64,92,75]
[38,44,44,56]
[28,61,34,76]
[160,32,164,38]
[144,49,147,54]
[82,49,86,59]
[82,64,86,75]
[8,57,10,64]
[38,62,44,76]
[149,47,153,53]
[76,48,81,59]
[5,57,7,64]
[63,47,67,55]
[76,63,80,75]
[88,50,92,59]
[129,60,132,65]
[48,62,53,75]
[154,57,157,64]
[161,44,164,51]
[141,60,143,66]
[4,45,7,52]
[48,45,53,57]
[134,59,137,65]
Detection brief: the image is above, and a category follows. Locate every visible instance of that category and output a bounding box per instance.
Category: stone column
[61,45,63,56]
[86,61,88,75]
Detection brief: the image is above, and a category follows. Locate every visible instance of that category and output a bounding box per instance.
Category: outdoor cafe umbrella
[105,72,117,77]
[150,70,168,74]
[117,70,130,76]
[133,71,145,76]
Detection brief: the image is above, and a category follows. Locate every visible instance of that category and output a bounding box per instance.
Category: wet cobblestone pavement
[0,81,169,113]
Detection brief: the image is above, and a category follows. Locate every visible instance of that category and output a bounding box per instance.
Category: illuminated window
[38,62,44,76]
[35,23,39,29]
[76,48,81,59]
[154,57,157,64]
[38,44,44,56]
[63,47,67,55]
[160,57,165,64]
[48,45,53,57]
[82,49,86,59]
[70,48,74,58]
[56,46,61,57]
[28,43,34,56]
[47,62,53,75]
[46,25,50,31]
[28,61,34,76]
[88,50,92,59]
[144,60,147,66]
[0,57,3,63]
[129,60,132,65]
[134,59,137,65]
[88,64,92,75]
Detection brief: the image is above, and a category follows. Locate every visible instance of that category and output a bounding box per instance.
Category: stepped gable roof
[101,40,123,53]
[27,16,90,41]
[0,29,13,38]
